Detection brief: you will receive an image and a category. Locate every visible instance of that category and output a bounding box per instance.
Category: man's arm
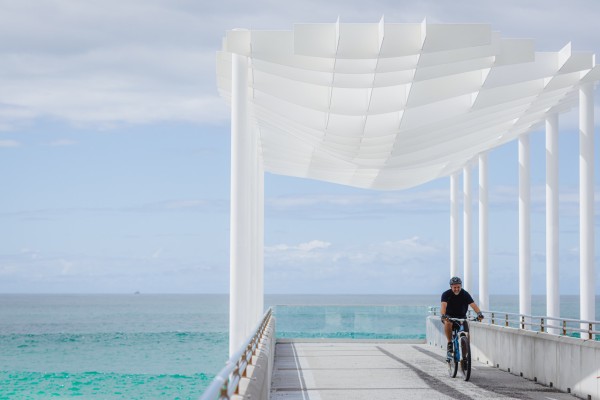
[469,302,481,314]
[469,302,484,320]
[440,301,448,322]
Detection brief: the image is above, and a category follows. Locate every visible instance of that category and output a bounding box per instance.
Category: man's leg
[444,320,452,341]
[444,320,453,359]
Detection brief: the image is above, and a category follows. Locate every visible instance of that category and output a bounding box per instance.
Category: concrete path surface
[270,340,579,400]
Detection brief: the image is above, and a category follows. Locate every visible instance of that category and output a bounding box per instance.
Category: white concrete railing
[201,309,276,400]
[426,315,600,400]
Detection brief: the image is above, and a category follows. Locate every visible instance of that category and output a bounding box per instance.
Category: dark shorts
[447,318,469,333]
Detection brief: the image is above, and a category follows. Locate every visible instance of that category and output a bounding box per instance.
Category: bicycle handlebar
[444,316,479,322]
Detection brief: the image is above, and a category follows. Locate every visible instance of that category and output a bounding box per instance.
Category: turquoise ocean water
[1,294,598,399]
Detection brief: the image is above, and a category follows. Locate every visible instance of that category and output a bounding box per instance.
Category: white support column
[257,157,265,321]
[518,134,532,321]
[463,165,472,292]
[478,153,489,311]
[450,173,460,278]
[579,82,595,332]
[249,125,258,332]
[229,53,251,356]
[546,114,560,333]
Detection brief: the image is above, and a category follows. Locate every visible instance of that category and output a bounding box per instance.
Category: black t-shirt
[441,289,474,318]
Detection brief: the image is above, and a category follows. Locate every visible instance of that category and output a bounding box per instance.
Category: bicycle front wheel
[459,335,471,381]
[448,342,458,378]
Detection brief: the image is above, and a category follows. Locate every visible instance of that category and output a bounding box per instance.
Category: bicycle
[445,317,477,381]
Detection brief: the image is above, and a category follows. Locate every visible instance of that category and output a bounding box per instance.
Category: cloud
[0,139,20,147]
[0,0,228,129]
[265,240,332,262]
[47,139,76,146]
[0,103,36,131]
[163,200,210,210]
[263,236,450,293]
[265,185,600,220]
[0,249,227,293]
[267,189,450,220]
[485,185,600,217]
[265,236,442,267]
[2,183,596,223]
[0,0,598,130]
[151,248,163,259]
[2,69,227,127]
[0,198,227,220]
[122,199,227,214]
[298,240,331,251]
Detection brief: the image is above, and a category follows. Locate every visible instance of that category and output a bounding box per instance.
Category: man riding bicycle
[440,277,484,360]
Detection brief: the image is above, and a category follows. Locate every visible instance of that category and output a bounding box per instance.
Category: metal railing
[200,308,273,400]
[429,306,600,340]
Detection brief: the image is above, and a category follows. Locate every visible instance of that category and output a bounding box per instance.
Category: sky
[0,0,599,297]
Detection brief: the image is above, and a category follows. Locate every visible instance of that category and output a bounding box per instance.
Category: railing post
[241,350,248,378]
[220,384,229,400]
[521,315,525,330]
[233,366,240,394]
[562,320,567,336]
[491,312,495,325]
[505,314,509,327]
[246,343,253,370]
[541,318,545,333]
[589,323,593,340]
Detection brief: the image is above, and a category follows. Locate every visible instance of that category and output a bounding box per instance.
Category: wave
[0,370,214,399]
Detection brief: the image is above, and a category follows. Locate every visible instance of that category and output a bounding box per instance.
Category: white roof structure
[216,20,599,190]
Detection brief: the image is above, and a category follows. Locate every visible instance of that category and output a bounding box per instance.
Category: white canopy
[216,20,599,190]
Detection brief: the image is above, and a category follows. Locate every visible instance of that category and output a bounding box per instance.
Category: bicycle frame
[449,318,467,362]
[452,320,469,356]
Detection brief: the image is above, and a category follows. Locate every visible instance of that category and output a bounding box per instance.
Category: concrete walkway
[270,340,579,400]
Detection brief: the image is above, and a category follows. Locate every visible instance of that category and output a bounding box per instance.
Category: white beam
[546,114,560,334]
[519,134,532,319]
[579,82,595,333]
[478,153,489,310]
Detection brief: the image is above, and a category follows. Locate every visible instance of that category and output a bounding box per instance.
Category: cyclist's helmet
[449,276,462,286]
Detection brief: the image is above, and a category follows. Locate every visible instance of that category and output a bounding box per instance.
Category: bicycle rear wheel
[459,335,471,381]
